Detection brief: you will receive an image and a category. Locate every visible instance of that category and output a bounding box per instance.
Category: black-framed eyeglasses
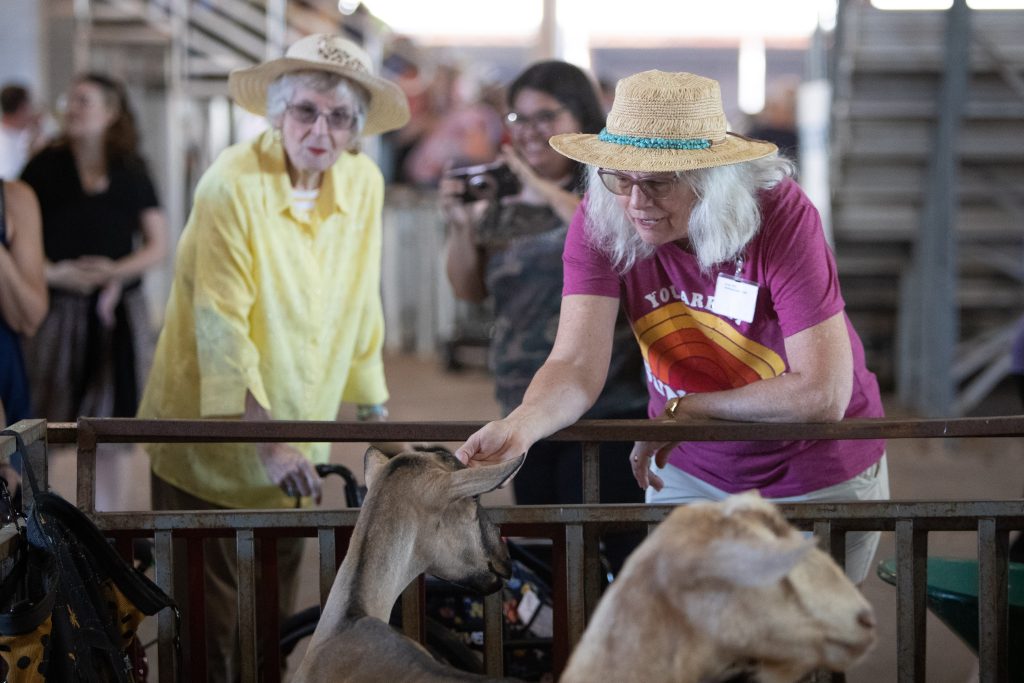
[286,102,356,130]
[597,169,681,200]
[505,107,566,130]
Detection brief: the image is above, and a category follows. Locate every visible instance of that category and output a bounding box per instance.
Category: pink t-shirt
[563,178,885,497]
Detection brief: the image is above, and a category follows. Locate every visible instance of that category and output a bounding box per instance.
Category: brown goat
[292,447,525,682]
[560,492,876,683]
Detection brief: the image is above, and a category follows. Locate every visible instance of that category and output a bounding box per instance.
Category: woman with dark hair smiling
[442,60,648,574]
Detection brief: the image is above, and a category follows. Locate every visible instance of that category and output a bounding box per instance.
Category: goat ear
[656,531,814,591]
[448,453,527,500]
[686,534,816,588]
[363,447,392,491]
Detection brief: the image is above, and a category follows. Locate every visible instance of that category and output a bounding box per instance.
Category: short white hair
[583,156,795,274]
[265,70,368,144]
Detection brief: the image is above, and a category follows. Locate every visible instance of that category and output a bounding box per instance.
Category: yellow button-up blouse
[140,130,389,509]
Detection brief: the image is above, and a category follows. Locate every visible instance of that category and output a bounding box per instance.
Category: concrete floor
[44,352,1024,682]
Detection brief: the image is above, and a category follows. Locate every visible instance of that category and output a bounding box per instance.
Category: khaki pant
[151,474,305,683]
[647,455,890,585]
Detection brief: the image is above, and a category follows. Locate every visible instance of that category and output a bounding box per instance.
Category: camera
[446,162,521,204]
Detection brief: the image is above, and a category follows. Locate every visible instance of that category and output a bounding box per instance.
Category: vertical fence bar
[812,520,847,683]
[76,420,97,512]
[186,536,207,682]
[318,527,337,609]
[895,519,927,683]
[564,523,586,651]
[154,529,177,683]
[236,529,258,683]
[22,434,47,510]
[977,518,1009,683]
[813,520,847,569]
[580,443,603,622]
[580,442,600,505]
[400,576,425,643]
[551,526,570,674]
[483,590,504,677]
[259,536,281,683]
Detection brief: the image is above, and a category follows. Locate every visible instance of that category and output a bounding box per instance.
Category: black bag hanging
[0,430,177,682]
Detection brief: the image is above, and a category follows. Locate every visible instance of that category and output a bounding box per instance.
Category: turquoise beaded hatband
[597,128,712,151]
[549,70,776,173]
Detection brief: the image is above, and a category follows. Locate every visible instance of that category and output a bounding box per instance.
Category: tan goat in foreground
[561,491,877,683]
[293,447,525,683]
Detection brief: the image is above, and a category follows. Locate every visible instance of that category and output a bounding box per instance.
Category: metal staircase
[60,0,345,93]
[830,0,1024,416]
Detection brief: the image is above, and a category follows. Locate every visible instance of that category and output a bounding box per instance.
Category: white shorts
[646,454,890,584]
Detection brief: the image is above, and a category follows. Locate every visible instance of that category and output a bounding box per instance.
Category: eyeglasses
[505,108,566,131]
[597,169,681,200]
[286,102,356,130]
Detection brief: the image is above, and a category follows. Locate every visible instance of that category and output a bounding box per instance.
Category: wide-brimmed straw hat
[550,70,776,172]
[228,34,410,136]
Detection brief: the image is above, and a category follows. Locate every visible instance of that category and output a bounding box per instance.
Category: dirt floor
[44,352,1024,682]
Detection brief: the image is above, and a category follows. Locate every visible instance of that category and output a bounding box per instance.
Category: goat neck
[319,485,420,627]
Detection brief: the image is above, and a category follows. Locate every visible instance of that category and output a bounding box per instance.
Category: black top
[21,145,160,263]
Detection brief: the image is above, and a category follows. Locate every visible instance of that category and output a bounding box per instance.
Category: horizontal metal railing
[3,416,1023,682]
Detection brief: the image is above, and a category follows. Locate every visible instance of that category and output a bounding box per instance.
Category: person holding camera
[441,60,648,574]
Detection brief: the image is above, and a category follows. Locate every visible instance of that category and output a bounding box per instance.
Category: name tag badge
[710,274,759,323]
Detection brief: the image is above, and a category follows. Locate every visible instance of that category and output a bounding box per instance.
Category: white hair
[266,70,368,145]
[583,155,795,274]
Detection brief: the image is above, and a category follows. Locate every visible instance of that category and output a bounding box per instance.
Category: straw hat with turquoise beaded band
[549,70,777,173]
[228,34,410,137]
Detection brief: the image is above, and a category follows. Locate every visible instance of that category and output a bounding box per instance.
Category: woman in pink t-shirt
[456,70,888,583]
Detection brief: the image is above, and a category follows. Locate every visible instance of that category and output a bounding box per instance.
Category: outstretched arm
[456,294,620,466]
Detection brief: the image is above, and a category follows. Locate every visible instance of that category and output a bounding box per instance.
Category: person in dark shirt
[21,73,167,423]
[20,74,168,514]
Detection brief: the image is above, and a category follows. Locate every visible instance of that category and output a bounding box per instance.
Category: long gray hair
[266,70,368,150]
[583,156,795,274]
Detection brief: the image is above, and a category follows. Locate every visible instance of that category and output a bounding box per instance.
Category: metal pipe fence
[2,416,1023,683]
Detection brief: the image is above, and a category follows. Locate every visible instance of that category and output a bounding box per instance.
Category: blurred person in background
[0,83,47,180]
[20,73,168,511]
[403,62,504,187]
[0,177,46,493]
[442,60,648,574]
[137,34,410,682]
[0,178,46,427]
[746,77,799,161]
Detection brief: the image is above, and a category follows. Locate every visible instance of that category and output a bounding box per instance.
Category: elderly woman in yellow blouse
[137,34,409,682]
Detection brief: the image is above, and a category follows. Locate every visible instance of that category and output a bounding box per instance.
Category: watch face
[666,397,681,418]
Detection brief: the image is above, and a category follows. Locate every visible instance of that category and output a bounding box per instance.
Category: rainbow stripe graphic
[634,302,786,394]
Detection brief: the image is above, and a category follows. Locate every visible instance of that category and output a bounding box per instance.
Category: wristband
[356,404,389,421]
